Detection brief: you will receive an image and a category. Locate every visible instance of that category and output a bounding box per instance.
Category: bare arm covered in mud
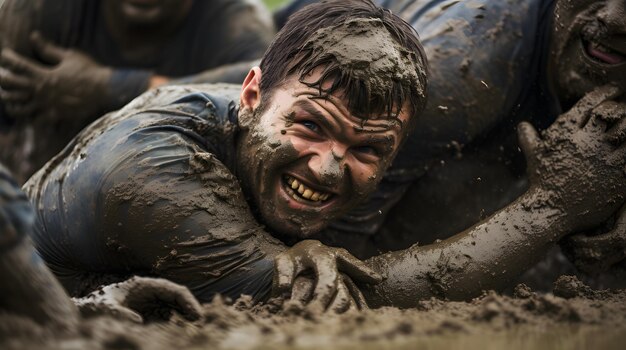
[359,86,626,308]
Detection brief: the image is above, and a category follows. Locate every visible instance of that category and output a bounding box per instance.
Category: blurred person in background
[0,0,274,182]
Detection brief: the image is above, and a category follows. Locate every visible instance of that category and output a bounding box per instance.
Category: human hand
[563,204,626,274]
[517,85,626,232]
[73,277,203,324]
[0,32,112,121]
[273,240,382,313]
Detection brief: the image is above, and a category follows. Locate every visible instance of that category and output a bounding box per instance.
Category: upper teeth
[285,176,330,202]
[592,41,611,53]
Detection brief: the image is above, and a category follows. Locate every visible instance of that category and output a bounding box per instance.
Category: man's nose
[309,145,347,187]
[600,0,626,31]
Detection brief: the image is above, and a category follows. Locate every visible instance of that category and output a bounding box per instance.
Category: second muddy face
[104,0,193,27]
[236,72,409,240]
[550,0,626,107]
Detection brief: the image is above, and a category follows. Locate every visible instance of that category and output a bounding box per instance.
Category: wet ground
[2,275,625,350]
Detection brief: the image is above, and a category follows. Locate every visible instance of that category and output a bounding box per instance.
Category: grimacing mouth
[282,174,335,205]
[580,35,626,66]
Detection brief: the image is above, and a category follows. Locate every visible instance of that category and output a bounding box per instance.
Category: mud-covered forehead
[295,17,426,119]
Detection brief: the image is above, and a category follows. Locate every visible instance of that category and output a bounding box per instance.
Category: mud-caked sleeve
[102,133,283,302]
[29,109,285,302]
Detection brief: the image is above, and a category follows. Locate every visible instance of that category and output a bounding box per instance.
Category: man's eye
[354,146,379,156]
[301,121,320,132]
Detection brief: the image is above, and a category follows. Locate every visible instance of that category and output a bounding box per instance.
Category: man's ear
[240,67,262,112]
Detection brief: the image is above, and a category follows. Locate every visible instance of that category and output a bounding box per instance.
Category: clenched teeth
[591,41,612,54]
[285,176,331,202]
[587,39,626,64]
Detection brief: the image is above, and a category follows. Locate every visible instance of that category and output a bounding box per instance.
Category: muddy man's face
[237,69,410,240]
[108,0,193,26]
[550,0,626,107]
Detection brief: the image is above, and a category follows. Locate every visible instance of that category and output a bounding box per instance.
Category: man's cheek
[290,140,309,155]
[289,137,322,157]
[351,165,383,197]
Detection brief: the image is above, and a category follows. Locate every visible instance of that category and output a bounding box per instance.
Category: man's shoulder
[405,0,551,37]
[36,83,242,173]
[25,84,243,202]
[120,84,242,115]
[88,83,241,163]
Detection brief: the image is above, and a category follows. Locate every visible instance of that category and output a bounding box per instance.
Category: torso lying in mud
[24,84,283,302]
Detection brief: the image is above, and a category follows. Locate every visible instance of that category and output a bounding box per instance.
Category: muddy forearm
[362,187,567,308]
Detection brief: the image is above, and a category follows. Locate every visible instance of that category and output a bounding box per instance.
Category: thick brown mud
[2,275,626,350]
[301,17,426,101]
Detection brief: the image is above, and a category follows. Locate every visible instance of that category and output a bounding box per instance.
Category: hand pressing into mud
[518,85,626,232]
[0,32,113,121]
[273,240,382,313]
[563,204,626,274]
[73,277,203,324]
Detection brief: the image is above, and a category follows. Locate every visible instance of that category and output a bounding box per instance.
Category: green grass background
[263,0,288,10]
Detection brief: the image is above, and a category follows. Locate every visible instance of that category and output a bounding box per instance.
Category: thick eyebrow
[292,100,336,131]
[292,99,399,149]
[361,135,396,151]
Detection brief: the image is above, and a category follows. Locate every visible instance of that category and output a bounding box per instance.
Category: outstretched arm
[362,85,626,308]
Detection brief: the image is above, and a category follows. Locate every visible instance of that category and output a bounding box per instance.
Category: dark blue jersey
[24,85,285,302]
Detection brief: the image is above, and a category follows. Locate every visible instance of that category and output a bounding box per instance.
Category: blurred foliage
[263,0,288,10]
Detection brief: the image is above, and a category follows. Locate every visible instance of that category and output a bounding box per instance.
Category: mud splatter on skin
[359,0,626,291]
[549,0,626,109]
[357,85,626,309]
[236,18,421,242]
[235,89,410,242]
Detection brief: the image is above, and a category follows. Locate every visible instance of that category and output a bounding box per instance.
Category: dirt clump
[2,275,626,350]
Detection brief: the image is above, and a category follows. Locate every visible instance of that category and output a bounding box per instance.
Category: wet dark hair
[259,0,428,128]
